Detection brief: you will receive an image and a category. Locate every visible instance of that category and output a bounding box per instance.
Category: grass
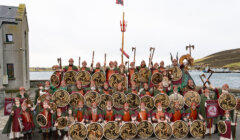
[224,62,240,68]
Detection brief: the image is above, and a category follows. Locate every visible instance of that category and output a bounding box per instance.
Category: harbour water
[30,71,240,89]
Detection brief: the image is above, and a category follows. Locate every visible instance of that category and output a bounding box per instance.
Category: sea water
[30,71,240,89]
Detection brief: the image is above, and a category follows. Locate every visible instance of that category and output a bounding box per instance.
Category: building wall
[0,6,29,91]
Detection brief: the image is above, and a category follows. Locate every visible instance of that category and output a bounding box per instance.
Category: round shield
[64,71,77,85]
[120,122,137,139]
[112,92,126,109]
[154,94,170,109]
[184,91,201,107]
[218,93,237,111]
[91,72,106,87]
[75,71,91,86]
[140,96,154,111]
[56,117,68,130]
[70,92,85,108]
[84,91,101,108]
[169,93,184,109]
[137,121,153,138]
[109,74,125,89]
[36,114,47,127]
[151,72,163,85]
[87,123,103,140]
[103,121,120,140]
[52,90,70,107]
[170,66,182,81]
[49,102,57,113]
[126,93,140,109]
[50,74,60,88]
[190,120,206,138]
[138,68,151,83]
[154,122,172,140]
[217,120,227,134]
[172,120,189,139]
[98,94,113,110]
[69,123,87,140]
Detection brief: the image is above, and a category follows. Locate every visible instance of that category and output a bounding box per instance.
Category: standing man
[63,58,78,72]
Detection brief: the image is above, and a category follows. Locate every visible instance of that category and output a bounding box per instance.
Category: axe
[203,69,214,87]
[132,47,136,62]
[199,74,205,84]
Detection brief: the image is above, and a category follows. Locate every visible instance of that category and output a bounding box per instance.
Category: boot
[28,133,32,140]
[42,133,47,140]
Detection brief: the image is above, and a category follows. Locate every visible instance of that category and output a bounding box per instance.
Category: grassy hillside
[194,48,240,70]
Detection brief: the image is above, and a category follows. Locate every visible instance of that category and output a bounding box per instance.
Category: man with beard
[180,79,197,96]
[139,82,153,97]
[52,65,62,88]
[105,61,116,82]
[69,81,85,95]
[91,62,104,73]
[53,108,67,140]
[168,101,184,122]
[103,101,117,123]
[113,61,120,72]
[126,81,138,94]
[2,99,23,139]
[137,102,151,122]
[21,102,34,140]
[199,88,218,134]
[127,61,137,87]
[153,82,169,96]
[119,103,134,122]
[79,60,90,72]
[209,83,233,118]
[152,102,170,123]
[151,62,160,74]
[16,86,29,102]
[220,110,237,140]
[63,58,78,72]
[159,61,165,73]
[73,101,87,123]
[184,102,204,122]
[100,82,113,95]
[86,102,103,123]
[43,81,55,95]
[40,100,54,140]
[85,81,99,93]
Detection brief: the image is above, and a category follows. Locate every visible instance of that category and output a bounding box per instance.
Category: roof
[0,5,18,27]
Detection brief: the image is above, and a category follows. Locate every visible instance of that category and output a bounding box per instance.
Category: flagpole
[121,12,125,65]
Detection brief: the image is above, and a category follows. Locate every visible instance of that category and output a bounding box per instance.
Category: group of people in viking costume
[2,55,239,140]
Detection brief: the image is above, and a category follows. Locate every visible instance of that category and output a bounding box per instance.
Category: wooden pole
[121,12,125,65]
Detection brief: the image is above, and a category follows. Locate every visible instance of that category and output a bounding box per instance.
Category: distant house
[0,4,29,94]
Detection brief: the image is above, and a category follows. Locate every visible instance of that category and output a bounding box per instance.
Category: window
[7,64,14,79]
[6,34,13,42]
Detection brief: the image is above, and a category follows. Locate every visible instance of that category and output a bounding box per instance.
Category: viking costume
[168,102,184,122]
[2,100,23,139]
[199,90,218,134]
[220,111,236,140]
[86,106,103,123]
[21,105,34,140]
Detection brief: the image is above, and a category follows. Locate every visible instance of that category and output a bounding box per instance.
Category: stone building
[0,4,29,101]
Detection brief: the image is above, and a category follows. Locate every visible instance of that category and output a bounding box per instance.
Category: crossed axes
[199,69,214,88]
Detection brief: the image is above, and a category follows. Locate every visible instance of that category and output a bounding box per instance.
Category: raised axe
[199,74,205,85]
[132,47,136,62]
[186,44,194,56]
[203,69,214,87]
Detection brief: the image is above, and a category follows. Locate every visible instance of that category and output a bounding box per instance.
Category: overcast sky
[1,0,240,67]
